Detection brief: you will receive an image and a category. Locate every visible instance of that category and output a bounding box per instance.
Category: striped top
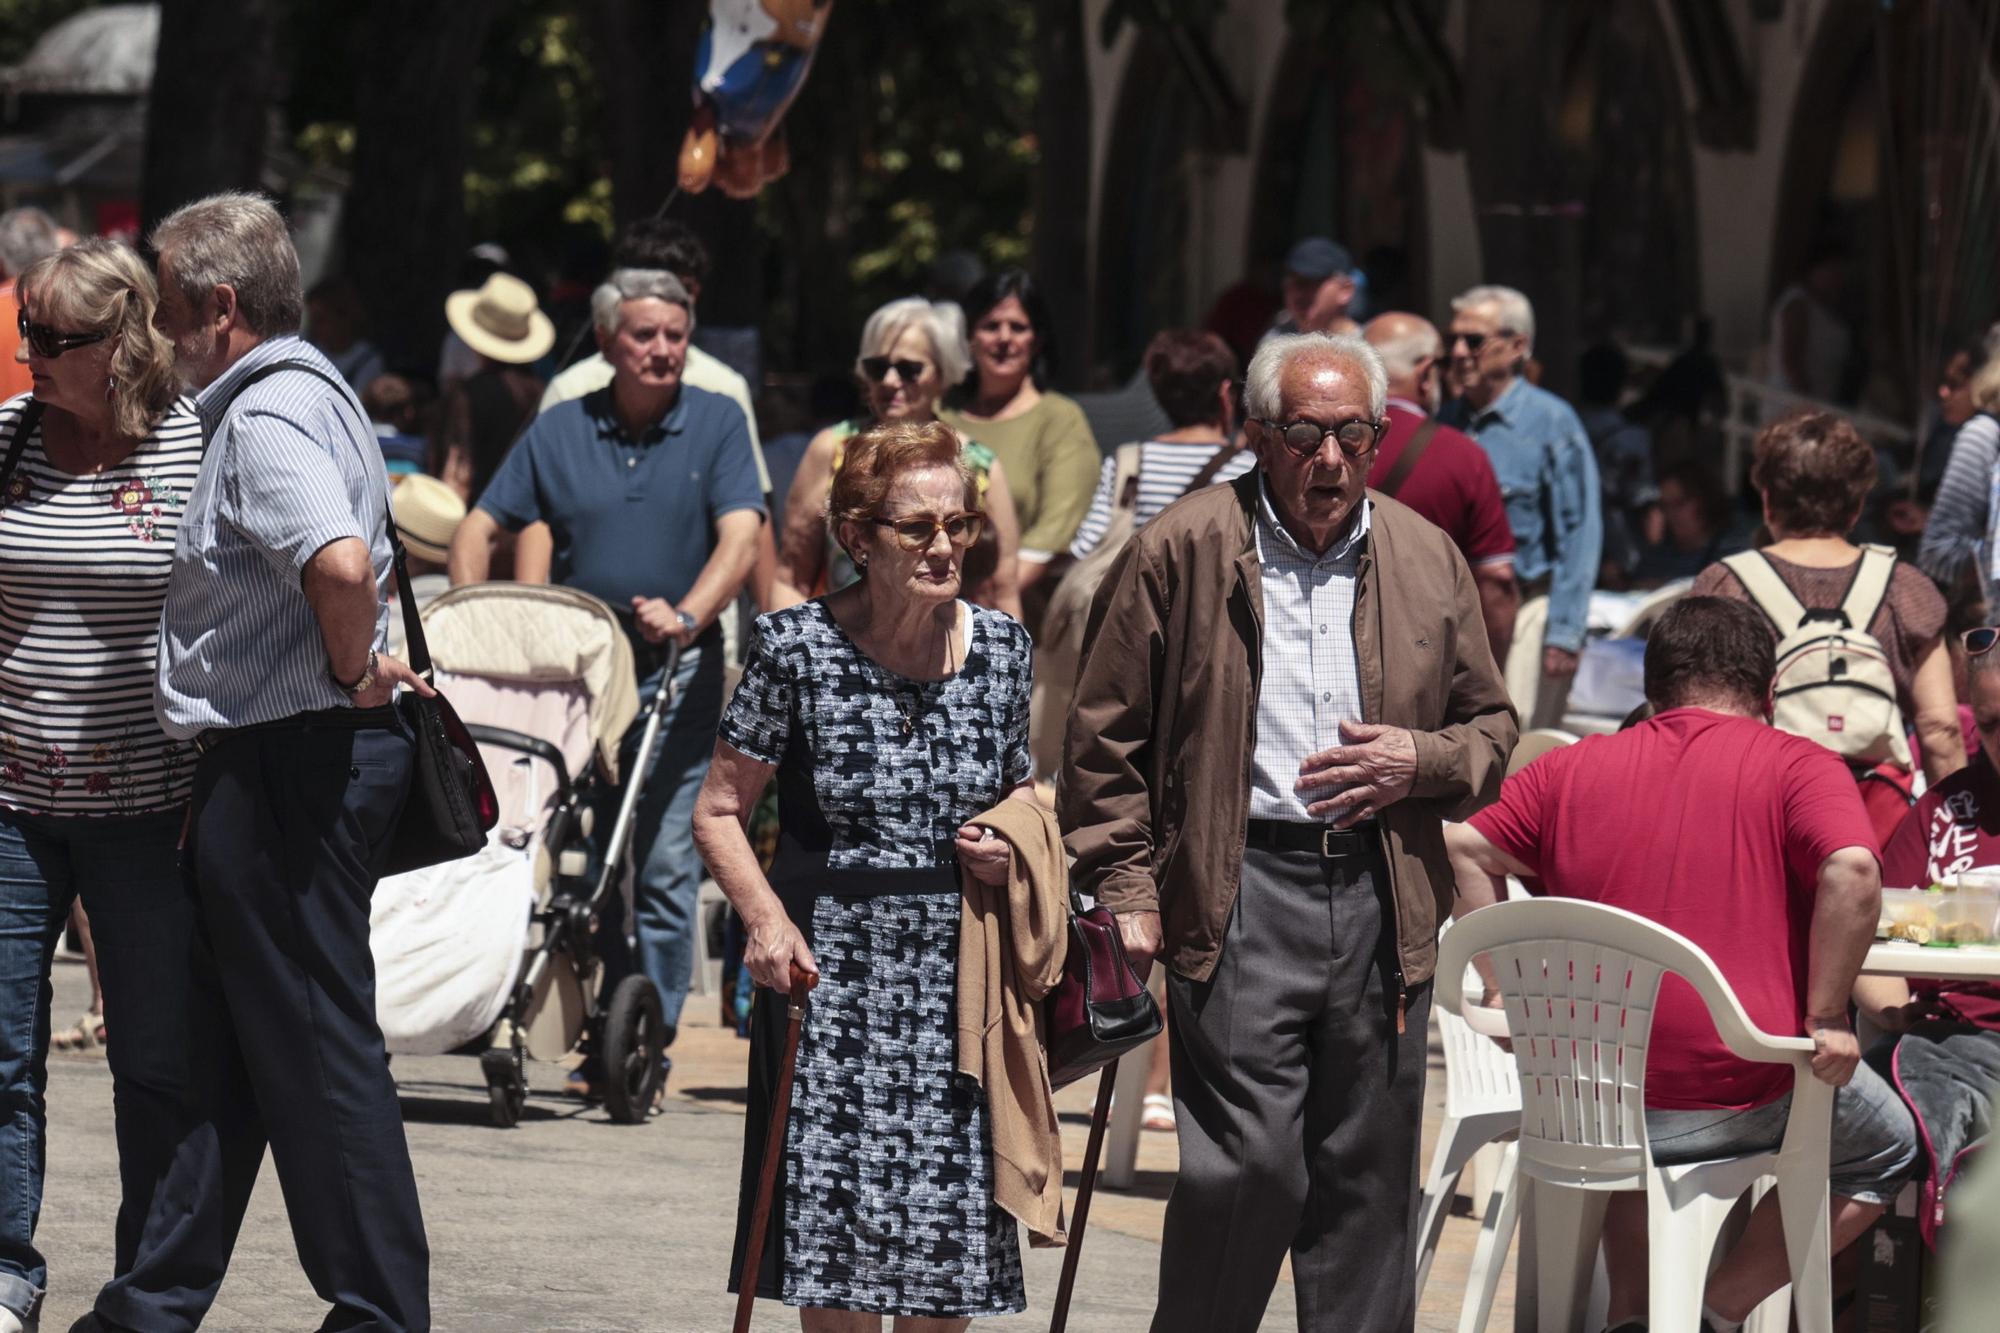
[0,393,203,815]
[1067,439,1256,559]
[155,337,394,740]
[1918,412,2000,588]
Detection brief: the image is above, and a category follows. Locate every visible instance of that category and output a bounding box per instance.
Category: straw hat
[444,272,554,365]
[392,473,467,563]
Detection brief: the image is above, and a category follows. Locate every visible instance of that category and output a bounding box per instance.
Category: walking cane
[733,962,816,1333]
[1049,1059,1120,1333]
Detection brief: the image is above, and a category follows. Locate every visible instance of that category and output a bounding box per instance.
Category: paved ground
[36,956,1512,1331]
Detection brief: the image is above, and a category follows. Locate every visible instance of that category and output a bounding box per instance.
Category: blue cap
[1284,237,1353,281]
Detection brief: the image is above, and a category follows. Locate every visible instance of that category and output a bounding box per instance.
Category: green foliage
[0,0,96,68]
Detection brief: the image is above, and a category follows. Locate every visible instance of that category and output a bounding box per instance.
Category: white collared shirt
[1249,478,1369,823]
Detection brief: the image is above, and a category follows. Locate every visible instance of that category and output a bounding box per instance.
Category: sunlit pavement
[37,957,1507,1331]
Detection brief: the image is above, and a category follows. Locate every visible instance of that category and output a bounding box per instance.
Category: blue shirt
[476,384,765,610]
[1443,378,1603,652]
[155,336,393,740]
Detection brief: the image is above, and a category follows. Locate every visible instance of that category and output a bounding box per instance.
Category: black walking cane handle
[1050,1060,1120,1333]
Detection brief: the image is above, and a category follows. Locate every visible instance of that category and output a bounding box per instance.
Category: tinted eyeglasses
[1254,416,1386,458]
[860,356,928,385]
[872,512,984,550]
[1965,627,2000,657]
[17,309,107,360]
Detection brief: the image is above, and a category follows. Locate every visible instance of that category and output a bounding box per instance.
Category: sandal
[50,1009,105,1053]
[1141,1092,1174,1131]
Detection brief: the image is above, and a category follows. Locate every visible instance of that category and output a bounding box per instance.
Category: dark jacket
[1059,470,1518,987]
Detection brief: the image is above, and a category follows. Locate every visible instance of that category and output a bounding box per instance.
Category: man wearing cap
[448,268,764,1088]
[438,272,550,507]
[1262,237,1360,344]
[386,474,464,658]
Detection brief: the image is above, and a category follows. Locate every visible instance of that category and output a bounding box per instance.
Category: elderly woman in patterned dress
[695,418,1037,1330]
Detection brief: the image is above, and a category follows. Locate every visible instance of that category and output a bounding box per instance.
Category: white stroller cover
[371,834,536,1054]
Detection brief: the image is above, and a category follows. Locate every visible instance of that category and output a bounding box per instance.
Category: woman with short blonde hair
[771,297,1024,619]
[0,235,202,1331]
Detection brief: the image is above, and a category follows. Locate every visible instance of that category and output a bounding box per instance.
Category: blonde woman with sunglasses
[0,237,200,1333]
[771,297,1024,620]
[698,418,1040,1328]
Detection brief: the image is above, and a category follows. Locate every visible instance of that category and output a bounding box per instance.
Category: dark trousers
[1152,839,1432,1333]
[97,719,430,1333]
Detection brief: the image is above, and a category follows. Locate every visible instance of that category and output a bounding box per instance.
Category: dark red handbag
[1044,894,1163,1090]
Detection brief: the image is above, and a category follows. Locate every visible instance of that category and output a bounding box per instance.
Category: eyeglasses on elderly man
[1252,414,1387,458]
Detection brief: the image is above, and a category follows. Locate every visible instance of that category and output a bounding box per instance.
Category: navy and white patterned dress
[723,598,1033,1318]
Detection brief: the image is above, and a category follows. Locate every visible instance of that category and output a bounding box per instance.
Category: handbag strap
[1376,417,1440,499]
[0,398,49,501]
[1177,439,1241,500]
[215,359,430,678]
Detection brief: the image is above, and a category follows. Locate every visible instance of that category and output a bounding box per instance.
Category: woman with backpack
[1692,410,1967,792]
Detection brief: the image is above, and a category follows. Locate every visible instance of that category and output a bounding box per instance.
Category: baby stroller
[369,582,676,1126]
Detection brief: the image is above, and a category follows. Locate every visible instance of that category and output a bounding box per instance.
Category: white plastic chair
[1439,899,1835,1333]
[1414,930,1523,1332]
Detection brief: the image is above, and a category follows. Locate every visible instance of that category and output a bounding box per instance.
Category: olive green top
[939,392,1100,562]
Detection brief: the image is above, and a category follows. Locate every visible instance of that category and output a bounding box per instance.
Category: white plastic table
[1860,942,2000,979]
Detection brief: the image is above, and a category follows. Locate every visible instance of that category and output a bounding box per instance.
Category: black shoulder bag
[0,399,49,504]
[218,361,497,874]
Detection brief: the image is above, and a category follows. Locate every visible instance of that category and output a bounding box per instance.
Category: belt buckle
[1321,828,1341,858]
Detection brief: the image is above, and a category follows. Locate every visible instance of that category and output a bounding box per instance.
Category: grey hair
[1451,284,1536,348]
[0,207,59,278]
[857,297,970,388]
[1243,332,1388,422]
[590,268,694,335]
[1366,318,1442,380]
[148,191,303,335]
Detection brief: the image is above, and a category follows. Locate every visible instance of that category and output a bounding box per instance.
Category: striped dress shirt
[1247,480,1369,823]
[154,336,392,740]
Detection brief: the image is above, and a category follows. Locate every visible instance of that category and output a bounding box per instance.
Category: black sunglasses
[1254,416,1386,459]
[1965,627,2000,657]
[860,356,928,385]
[18,309,107,360]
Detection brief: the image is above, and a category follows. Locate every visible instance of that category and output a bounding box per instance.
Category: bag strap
[1839,545,1898,633]
[1376,418,1441,499]
[1177,440,1241,501]
[215,359,430,677]
[1723,550,1810,632]
[0,398,48,501]
[1109,442,1142,513]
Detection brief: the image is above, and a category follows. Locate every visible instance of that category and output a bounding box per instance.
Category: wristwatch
[335,648,379,696]
[676,610,698,638]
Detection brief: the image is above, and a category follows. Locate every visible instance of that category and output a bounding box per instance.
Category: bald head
[1363,311,1443,410]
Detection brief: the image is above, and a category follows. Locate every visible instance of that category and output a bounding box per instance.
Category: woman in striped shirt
[0,237,200,1333]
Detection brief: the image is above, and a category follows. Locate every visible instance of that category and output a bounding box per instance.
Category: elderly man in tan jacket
[1061,331,1517,1332]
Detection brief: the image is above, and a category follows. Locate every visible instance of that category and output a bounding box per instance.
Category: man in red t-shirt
[1446,597,1912,1330]
[1362,312,1517,661]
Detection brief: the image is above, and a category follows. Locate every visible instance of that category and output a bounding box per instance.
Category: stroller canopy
[419,583,640,777]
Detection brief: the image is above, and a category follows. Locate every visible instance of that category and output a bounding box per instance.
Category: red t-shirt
[1368,400,1514,568]
[1879,753,2000,1029]
[1468,708,1878,1110]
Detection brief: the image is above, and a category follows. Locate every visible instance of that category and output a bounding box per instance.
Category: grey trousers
[1152,839,1432,1333]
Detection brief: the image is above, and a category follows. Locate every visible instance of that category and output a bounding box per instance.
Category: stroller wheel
[601,975,665,1125]
[481,1047,527,1128]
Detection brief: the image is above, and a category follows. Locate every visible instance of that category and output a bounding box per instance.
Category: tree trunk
[595,0,707,228]
[140,0,285,231]
[1031,0,1093,389]
[1460,1,1584,398]
[343,1,498,374]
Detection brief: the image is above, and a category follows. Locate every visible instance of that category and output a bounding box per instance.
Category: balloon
[678,0,834,199]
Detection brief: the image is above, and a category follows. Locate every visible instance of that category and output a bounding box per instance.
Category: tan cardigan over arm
[957,798,1070,1247]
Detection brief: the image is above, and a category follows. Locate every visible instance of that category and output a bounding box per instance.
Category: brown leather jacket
[1059,471,1518,989]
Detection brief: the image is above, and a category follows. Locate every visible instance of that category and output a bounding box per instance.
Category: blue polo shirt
[476,384,765,611]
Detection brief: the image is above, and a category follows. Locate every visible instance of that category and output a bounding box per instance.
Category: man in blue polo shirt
[449,269,763,1083]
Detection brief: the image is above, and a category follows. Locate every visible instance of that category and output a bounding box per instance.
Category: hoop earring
[105,373,115,401]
